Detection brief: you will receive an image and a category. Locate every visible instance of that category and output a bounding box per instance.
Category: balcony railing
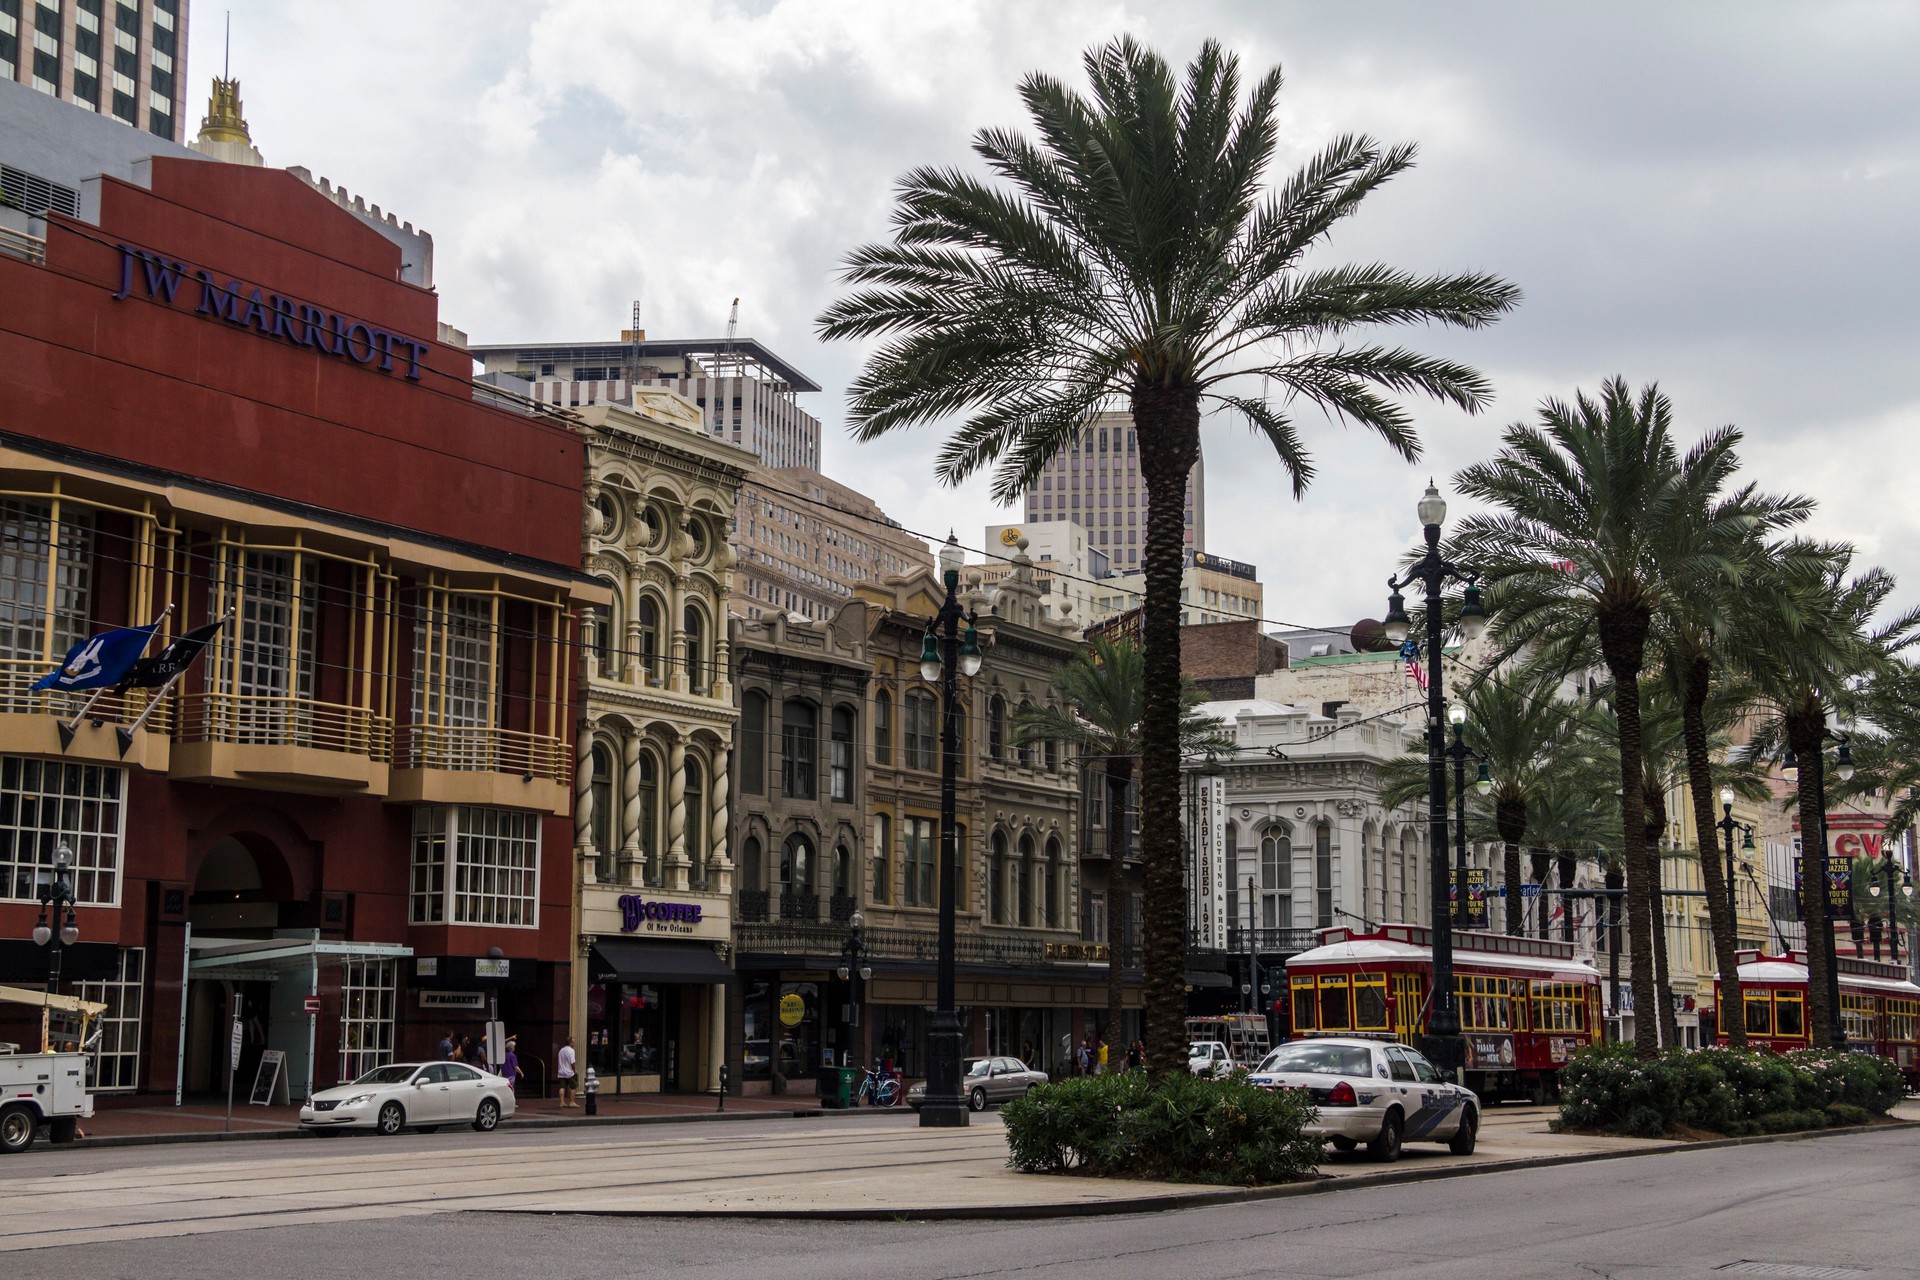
[395,723,569,783]
[0,227,47,265]
[177,691,391,758]
[735,920,1140,969]
[0,661,176,733]
[737,890,771,923]
[778,891,821,922]
[1224,926,1322,955]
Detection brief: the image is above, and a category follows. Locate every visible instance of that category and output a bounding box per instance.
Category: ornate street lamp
[919,534,980,1128]
[838,909,872,1068]
[1444,704,1492,928]
[33,842,80,1052]
[1381,483,1486,1079]
[1716,788,1755,935]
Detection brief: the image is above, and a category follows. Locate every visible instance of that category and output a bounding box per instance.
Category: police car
[1247,1037,1478,1161]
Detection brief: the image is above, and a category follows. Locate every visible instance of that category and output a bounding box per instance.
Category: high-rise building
[1018,410,1205,573]
[0,0,187,142]
[734,465,932,621]
[470,335,823,471]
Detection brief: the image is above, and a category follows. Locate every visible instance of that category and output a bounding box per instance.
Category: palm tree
[1740,547,1920,1043]
[1452,380,1772,1056]
[819,37,1518,1077]
[1010,636,1233,1058]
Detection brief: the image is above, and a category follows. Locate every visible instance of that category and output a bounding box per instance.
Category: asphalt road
[11,1121,1917,1279]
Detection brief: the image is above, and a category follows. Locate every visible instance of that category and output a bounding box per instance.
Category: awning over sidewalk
[188,935,413,982]
[1183,970,1233,990]
[590,938,732,985]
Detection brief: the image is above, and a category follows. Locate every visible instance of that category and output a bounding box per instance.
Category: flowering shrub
[1002,1071,1322,1185]
[1559,1042,1902,1137]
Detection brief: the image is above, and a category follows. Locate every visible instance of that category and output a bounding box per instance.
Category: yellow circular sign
[999,527,1023,546]
[779,993,806,1027]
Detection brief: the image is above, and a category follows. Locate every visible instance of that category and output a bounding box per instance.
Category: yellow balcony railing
[0,659,177,735]
[395,722,570,784]
[177,691,392,760]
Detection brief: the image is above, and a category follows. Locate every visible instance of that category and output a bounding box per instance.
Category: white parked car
[299,1062,516,1136]
[1247,1038,1478,1162]
[1188,1040,1233,1077]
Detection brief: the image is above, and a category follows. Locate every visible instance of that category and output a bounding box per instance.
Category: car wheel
[377,1101,406,1136]
[1369,1109,1403,1163]
[969,1087,988,1112]
[473,1098,501,1133]
[1329,1136,1357,1152]
[0,1105,36,1154]
[1448,1106,1478,1156]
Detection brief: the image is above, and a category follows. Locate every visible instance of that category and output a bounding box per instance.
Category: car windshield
[1257,1043,1373,1077]
[965,1059,991,1077]
[352,1065,418,1086]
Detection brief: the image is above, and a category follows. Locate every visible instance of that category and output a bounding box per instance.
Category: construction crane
[622,298,644,383]
[720,297,740,381]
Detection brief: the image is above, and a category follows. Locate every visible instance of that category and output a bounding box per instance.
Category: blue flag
[32,620,162,692]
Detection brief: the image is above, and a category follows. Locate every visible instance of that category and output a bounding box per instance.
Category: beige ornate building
[569,391,754,1095]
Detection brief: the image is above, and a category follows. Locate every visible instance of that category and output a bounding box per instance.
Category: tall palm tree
[819,37,1518,1077]
[1010,636,1233,1058]
[1452,380,1771,1056]
[1740,547,1919,1044]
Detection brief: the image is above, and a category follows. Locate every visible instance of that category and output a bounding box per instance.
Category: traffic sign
[303,996,321,1014]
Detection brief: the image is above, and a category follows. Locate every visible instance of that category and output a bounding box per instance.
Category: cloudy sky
[194,1,1920,631]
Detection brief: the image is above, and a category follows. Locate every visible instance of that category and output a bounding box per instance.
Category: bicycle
[856,1061,901,1108]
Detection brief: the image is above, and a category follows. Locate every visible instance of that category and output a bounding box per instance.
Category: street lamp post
[918,533,981,1128]
[1382,483,1488,1078]
[837,909,871,1077]
[33,842,80,1052]
[1716,788,1755,940]
[1865,841,1913,965]
[1786,735,1850,1050]
[1444,704,1492,928]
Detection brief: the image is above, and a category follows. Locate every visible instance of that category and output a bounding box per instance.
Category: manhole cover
[1719,1265,1871,1278]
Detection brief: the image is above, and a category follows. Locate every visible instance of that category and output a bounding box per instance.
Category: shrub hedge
[1558,1043,1904,1138]
[1001,1071,1323,1185]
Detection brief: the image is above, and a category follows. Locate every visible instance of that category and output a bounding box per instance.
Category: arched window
[590,743,615,882]
[781,699,818,799]
[781,832,815,919]
[1043,736,1059,772]
[741,834,763,892]
[635,595,661,684]
[988,695,1006,760]
[904,690,937,770]
[685,755,707,888]
[1400,829,1417,924]
[873,687,893,765]
[1045,836,1063,928]
[872,812,892,904]
[989,831,1008,925]
[830,705,856,802]
[741,691,768,795]
[1018,832,1036,927]
[684,603,708,695]
[590,586,619,677]
[637,750,659,886]
[832,842,854,901]
[1315,823,1334,928]
[1014,701,1034,766]
[1261,827,1293,930]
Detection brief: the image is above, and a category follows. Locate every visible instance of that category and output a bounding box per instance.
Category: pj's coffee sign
[112,244,431,380]
[618,894,705,933]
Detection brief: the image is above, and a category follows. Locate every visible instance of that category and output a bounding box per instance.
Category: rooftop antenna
[624,297,643,384]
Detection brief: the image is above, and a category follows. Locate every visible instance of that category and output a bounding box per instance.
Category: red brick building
[0,158,596,1100]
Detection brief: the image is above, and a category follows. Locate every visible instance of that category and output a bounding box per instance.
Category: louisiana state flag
[31,619,163,692]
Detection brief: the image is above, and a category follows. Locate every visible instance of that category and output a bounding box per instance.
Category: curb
[60,1102,894,1151]
[485,1116,1920,1223]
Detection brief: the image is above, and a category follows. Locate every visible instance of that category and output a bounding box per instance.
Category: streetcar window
[1744,993,1773,1037]
[1256,1043,1373,1077]
[1318,975,1352,1031]
[1292,977,1316,1032]
[1774,992,1805,1038]
[1353,973,1389,1032]
[1890,999,1918,1044]
[1841,994,1876,1043]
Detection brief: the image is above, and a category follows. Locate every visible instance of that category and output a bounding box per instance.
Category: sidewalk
[78,1088,829,1144]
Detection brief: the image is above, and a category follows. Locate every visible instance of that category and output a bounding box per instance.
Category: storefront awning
[189,935,413,982]
[590,939,731,986]
[1184,969,1233,990]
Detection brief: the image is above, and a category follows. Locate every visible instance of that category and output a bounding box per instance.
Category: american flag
[1399,639,1428,690]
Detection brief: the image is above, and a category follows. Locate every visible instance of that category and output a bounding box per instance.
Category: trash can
[818,1064,858,1109]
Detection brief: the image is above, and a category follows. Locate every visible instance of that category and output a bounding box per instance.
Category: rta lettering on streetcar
[112,244,432,380]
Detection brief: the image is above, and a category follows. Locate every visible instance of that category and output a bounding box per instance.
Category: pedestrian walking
[437,1029,456,1061]
[1020,1039,1035,1068]
[1096,1037,1109,1075]
[1076,1037,1092,1077]
[471,1035,490,1072]
[501,1035,522,1092]
[556,1034,578,1107]
[454,1035,471,1063]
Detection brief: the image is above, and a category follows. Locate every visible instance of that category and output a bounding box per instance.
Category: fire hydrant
[582,1066,600,1116]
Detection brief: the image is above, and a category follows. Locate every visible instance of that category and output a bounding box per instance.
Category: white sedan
[300,1062,517,1136]
[1247,1038,1478,1162]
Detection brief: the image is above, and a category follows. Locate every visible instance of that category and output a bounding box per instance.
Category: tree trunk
[1495,797,1526,937]
[1530,852,1551,939]
[1106,758,1132,1064]
[1559,854,1576,942]
[1786,705,1836,1046]
[1681,653,1745,1047]
[1605,864,1625,1041]
[1598,607,1659,1057]
[1132,384,1202,1082]
[1644,809,1679,1050]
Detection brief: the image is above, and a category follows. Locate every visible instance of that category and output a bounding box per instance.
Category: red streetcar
[1285,924,1603,1101]
[1705,950,1920,1087]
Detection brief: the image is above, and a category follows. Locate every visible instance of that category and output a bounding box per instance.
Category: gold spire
[197,77,252,147]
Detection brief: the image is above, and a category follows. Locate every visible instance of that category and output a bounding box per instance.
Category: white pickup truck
[0,984,103,1153]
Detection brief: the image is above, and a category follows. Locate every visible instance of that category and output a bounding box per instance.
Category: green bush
[1002,1071,1322,1186]
[1559,1043,1902,1138]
